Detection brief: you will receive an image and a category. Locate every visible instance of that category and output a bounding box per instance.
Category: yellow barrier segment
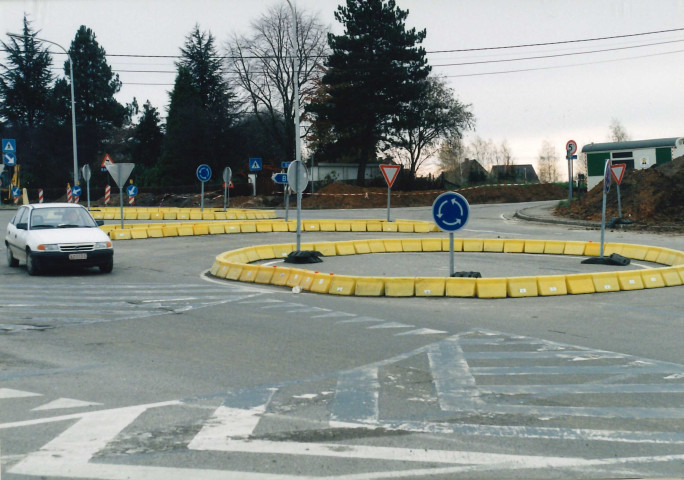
[256,223,273,233]
[565,274,596,294]
[617,271,645,290]
[414,222,432,233]
[354,277,385,296]
[304,221,320,231]
[202,213,215,220]
[163,212,177,220]
[415,277,445,296]
[591,272,620,292]
[272,222,289,232]
[524,240,545,254]
[137,212,151,220]
[401,238,422,252]
[193,224,209,236]
[644,248,661,263]
[335,221,351,232]
[660,267,683,286]
[563,241,587,256]
[507,276,539,297]
[366,221,382,232]
[286,269,308,288]
[463,239,484,252]
[656,249,679,266]
[543,241,566,255]
[583,242,601,257]
[483,239,504,252]
[503,240,524,253]
[241,223,257,233]
[213,212,226,220]
[335,241,357,256]
[298,272,316,291]
[209,224,225,234]
[147,228,164,238]
[255,265,276,284]
[350,221,367,232]
[130,228,149,239]
[398,222,414,233]
[124,211,137,220]
[329,275,356,295]
[110,229,132,240]
[353,241,371,254]
[476,278,507,298]
[422,238,442,252]
[177,212,190,220]
[383,239,403,252]
[244,248,260,263]
[368,240,386,253]
[270,267,291,286]
[255,245,276,259]
[676,265,684,282]
[177,225,194,236]
[445,277,477,297]
[212,262,227,278]
[382,222,398,232]
[273,244,294,258]
[620,244,648,260]
[641,270,665,289]
[315,243,337,257]
[319,221,336,232]
[385,277,415,297]
[442,238,463,251]
[537,275,568,296]
[225,223,241,234]
[311,273,334,293]
[238,264,259,282]
[225,263,243,280]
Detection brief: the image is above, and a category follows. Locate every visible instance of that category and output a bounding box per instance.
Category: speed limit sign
[566,140,578,156]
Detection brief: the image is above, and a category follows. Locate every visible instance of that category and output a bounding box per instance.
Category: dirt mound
[556,156,684,226]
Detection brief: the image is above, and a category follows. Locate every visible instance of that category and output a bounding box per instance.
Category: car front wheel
[99,258,113,274]
[26,251,40,276]
[6,246,19,267]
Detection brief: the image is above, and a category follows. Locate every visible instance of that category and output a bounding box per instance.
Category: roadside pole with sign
[432,191,470,276]
[287,160,309,252]
[600,158,611,257]
[106,163,135,229]
[248,158,262,196]
[272,171,290,221]
[566,140,578,201]
[379,164,401,222]
[222,167,232,212]
[81,164,92,209]
[196,164,212,212]
[610,163,627,219]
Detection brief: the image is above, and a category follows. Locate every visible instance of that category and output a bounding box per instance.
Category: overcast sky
[2,0,683,177]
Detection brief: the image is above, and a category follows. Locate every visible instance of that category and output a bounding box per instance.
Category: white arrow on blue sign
[431,191,470,232]
[71,185,82,197]
[3,152,16,166]
[249,158,262,171]
[126,185,138,197]
[196,164,212,182]
[281,161,291,169]
[11,186,21,198]
[2,139,16,153]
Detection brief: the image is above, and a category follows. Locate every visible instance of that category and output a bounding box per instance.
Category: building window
[612,151,633,159]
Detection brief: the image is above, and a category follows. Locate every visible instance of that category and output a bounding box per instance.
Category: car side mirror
[16,222,28,230]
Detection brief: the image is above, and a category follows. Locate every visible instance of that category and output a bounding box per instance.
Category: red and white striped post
[128,195,135,205]
[38,189,44,203]
[104,185,111,205]
[66,184,72,203]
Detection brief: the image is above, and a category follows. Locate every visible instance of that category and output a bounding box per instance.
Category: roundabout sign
[432,191,470,276]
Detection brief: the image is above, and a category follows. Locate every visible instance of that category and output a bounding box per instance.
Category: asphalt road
[1,201,683,480]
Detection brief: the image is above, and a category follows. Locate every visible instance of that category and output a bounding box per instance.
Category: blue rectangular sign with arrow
[272,173,288,184]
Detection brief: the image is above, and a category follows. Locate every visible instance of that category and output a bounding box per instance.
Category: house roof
[581,137,682,153]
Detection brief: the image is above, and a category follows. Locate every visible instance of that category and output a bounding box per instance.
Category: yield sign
[610,163,626,185]
[380,164,400,188]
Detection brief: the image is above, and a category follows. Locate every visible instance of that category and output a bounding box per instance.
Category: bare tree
[227,2,328,162]
[537,139,560,183]
[608,118,630,142]
[495,140,513,167]
[467,136,497,169]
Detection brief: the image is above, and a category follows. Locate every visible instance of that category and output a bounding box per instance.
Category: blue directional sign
[603,159,612,194]
[281,161,292,169]
[3,152,16,166]
[272,173,288,184]
[2,139,16,153]
[249,158,262,171]
[196,164,212,182]
[431,191,470,232]
[11,186,21,198]
[71,185,82,198]
[126,185,138,197]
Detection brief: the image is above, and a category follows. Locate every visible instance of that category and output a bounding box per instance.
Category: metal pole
[386,186,391,222]
[286,0,301,170]
[616,183,622,219]
[200,181,205,212]
[567,156,573,201]
[285,188,290,222]
[449,232,454,277]
[119,186,124,229]
[223,183,227,212]
[86,179,90,209]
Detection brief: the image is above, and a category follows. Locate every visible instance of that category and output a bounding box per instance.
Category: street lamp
[9,33,79,186]
[285,0,302,171]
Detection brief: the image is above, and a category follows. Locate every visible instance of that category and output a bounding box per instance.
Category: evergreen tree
[314,0,431,184]
[130,101,164,186]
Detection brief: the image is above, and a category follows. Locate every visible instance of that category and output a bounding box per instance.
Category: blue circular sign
[71,185,82,197]
[196,164,212,182]
[431,191,470,232]
[11,186,21,198]
[126,185,138,197]
[603,159,612,194]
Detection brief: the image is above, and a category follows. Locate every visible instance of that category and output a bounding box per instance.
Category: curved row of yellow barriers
[104,219,438,240]
[209,238,684,298]
[89,207,276,221]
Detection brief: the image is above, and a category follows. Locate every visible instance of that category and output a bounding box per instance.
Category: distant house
[582,137,684,190]
[444,159,488,187]
[490,164,539,183]
[310,162,383,183]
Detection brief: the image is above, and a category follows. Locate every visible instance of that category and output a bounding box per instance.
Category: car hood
[30,227,111,245]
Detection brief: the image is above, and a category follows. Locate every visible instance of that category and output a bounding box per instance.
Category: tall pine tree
[315,0,431,184]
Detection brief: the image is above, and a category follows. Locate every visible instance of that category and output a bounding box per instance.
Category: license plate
[69,253,87,260]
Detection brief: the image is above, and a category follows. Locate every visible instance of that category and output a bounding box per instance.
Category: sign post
[81,164,92,209]
[287,160,309,252]
[106,163,135,229]
[600,158,611,257]
[610,163,627,219]
[272,172,289,221]
[379,164,401,222]
[431,191,470,276]
[222,167,232,212]
[196,164,212,212]
[248,158,262,197]
[565,140,578,201]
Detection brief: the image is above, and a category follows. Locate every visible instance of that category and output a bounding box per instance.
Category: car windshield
[30,207,97,229]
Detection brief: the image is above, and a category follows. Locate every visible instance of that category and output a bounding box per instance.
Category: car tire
[26,251,40,276]
[99,259,113,274]
[6,246,19,267]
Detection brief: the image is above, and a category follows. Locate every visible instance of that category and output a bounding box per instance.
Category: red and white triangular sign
[380,164,401,188]
[101,153,114,168]
[610,163,626,185]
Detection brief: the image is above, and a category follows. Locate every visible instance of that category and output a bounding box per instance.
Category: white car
[5,203,114,275]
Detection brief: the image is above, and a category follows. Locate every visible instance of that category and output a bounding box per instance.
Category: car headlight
[95,241,113,249]
[37,244,60,251]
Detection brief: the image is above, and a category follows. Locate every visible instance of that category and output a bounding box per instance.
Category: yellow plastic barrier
[202,213,215,220]
[617,271,645,291]
[177,225,194,236]
[422,238,442,252]
[244,248,260,263]
[271,222,289,232]
[314,243,337,257]
[238,264,258,282]
[213,212,226,220]
[641,270,665,289]
[213,263,229,279]
[350,221,367,232]
[255,246,276,259]
[224,263,243,280]
[507,276,539,297]
[335,221,351,232]
[240,223,257,233]
[620,244,648,260]
[177,212,190,220]
[414,222,432,233]
[483,239,504,252]
[193,224,209,236]
[565,274,596,294]
[353,241,371,254]
[335,241,357,256]
[354,277,385,296]
[384,277,415,297]
[329,275,356,295]
[660,267,683,286]
[366,221,382,232]
[304,221,320,232]
[319,221,336,232]
[476,278,507,298]
[110,229,132,240]
[382,222,398,232]
[537,275,567,296]
[286,269,307,288]
[543,241,566,255]
[270,267,291,286]
[225,223,241,234]
[442,238,463,251]
[163,212,177,220]
[137,212,151,220]
[383,239,403,252]
[124,211,137,220]
[584,242,601,257]
[397,222,414,233]
[524,240,545,254]
[463,239,484,252]
[147,228,164,238]
[401,239,423,252]
[298,272,316,291]
[503,240,524,253]
[656,249,679,266]
[256,223,273,233]
[644,248,661,263]
[591,272,620,292]
[445,277,477,297]
[130,228,149,239]
[254,265,276,284]
[415,277,445,297]
[368,240,386,253]
[209,224,226,234]
[273,244,294,259]
[563,241,587,256]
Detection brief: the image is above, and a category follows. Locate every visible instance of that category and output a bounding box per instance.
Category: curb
[514,207,599,228]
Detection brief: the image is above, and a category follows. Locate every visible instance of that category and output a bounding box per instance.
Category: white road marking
[0,388,41,399]
[32,398,103,411]
[395,328,447,336]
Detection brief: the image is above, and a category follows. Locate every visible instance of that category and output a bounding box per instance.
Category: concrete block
[415,277,445,296]
[445,277,477,297]
[354,277,385,296]
[507,276,539,297]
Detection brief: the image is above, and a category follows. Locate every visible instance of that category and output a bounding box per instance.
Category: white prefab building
[310,163,383,183]
[582,137,684,190]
